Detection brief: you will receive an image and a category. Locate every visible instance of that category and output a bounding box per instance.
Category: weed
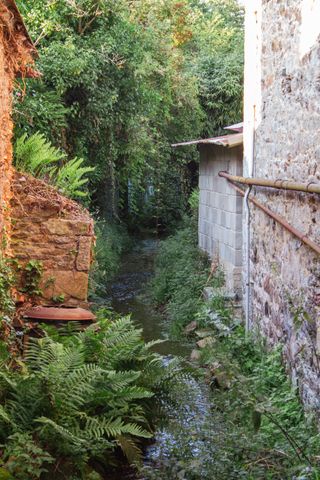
[20,260,43,296]
[149,218,320,479]
[51,294,65,303]
[0,257,15,316]
[152,216,224,337]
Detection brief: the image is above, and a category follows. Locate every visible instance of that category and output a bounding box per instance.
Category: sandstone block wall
[0,33,14,254]
[249,1,320,409]
[199,144,243,296]
[11,172,94,307]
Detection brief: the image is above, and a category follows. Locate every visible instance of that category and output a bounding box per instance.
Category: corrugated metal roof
[171,132,243,148]
[224,122,243,132]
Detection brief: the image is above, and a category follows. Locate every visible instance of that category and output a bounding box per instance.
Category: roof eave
[172,133,243,149]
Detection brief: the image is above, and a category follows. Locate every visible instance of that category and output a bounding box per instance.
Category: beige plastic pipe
[219,171,320,195]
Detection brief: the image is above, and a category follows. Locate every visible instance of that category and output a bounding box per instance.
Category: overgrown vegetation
[15,0,244,226]
[14,132,94,200]
[152,196,224,336]
[0,310,181,479]
[89,221,131,300]
[150,216,320,479]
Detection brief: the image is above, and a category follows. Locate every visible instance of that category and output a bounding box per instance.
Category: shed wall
[199,144,243,296]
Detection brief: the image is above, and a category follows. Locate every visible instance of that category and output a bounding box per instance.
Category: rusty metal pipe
[226,179,320,256]
[219,171,320,195]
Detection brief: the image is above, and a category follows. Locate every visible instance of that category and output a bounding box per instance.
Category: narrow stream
[109,238,223,480]
[110,237,190,357]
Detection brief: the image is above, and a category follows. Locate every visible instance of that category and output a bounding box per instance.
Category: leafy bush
[152,215,223,337]
[0,312,175,479]
[14,133,94,200]
[14,0,243,223]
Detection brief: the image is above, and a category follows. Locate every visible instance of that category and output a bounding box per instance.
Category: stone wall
[11,172,94,307]
[0,32,14,254]
[199,144,243,296]
[248,1,320,410]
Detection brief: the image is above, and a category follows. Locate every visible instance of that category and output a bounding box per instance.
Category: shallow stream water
[109,238,220,480]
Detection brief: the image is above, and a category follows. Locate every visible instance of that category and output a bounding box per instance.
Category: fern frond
[119,422,153,439]
[0,370,17,389]
[106,370,141,389]
[142,339,165,350]
[54,157,95,199]
[14,132,65,177]
[117,435,142,464]
[111,386,154,402]
[35,417,86,446]
[0,405,12,425]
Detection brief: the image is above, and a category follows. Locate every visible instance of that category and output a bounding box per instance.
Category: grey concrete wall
[247,1,320,411]
[198,144,243,296]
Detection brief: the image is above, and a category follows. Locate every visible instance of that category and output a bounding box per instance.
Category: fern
[117,434,142,464]
[53,157,95,199]
[14,132,65,177]
[14,133,95,200]
[0,312,185,477]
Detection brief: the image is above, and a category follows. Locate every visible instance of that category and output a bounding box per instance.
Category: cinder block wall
[247,1,320,410]
[11,172,94,307]
[198,144,243,296]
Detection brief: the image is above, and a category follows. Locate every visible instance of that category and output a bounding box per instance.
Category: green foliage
[193,0,244,136]
[53,157,95,199]
[14,132,65,177]
[14,133,94,200]
[20,260,43,296]
[0,312,176,478]
[150,213,320,479]
[3,433,54,480]
[193,323,320,479]
[14,0,244,224]
[152,212,223,336]
[89,221,131,299]
[0,258,15,316]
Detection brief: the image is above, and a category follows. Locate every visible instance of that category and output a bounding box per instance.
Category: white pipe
[243,1,261,333]
[244,185,252,334]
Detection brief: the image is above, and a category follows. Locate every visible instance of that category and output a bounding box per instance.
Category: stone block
[44,218,92,236]
[40,270,89,301]
[76,236,93,272]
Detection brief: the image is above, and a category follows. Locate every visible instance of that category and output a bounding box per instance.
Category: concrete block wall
[198,144,243,296]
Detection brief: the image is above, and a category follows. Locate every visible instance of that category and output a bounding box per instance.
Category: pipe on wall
[224,179,320,256]
[219,171,320,195]
[244,186,252,334]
